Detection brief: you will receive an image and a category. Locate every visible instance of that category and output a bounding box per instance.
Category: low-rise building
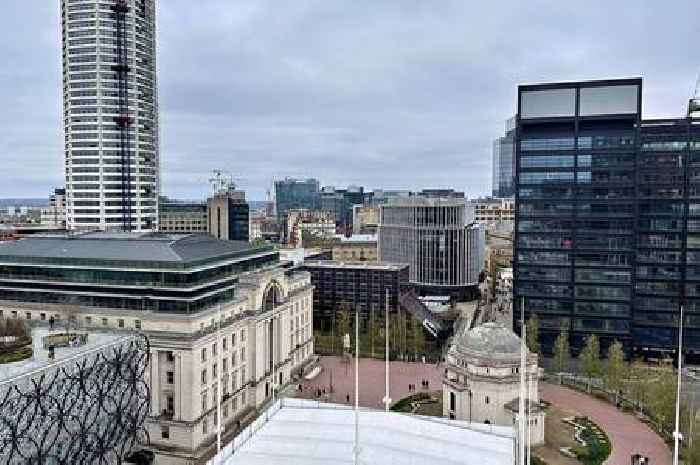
[331,235,378,261]
[40,188,67,228]
[352,204,380,235]
[0,330,150,464]
[0,232,315,465]
[470,197,515,229]
[443,322,544,446]
[286,209,336,248]
[159,198,208,234]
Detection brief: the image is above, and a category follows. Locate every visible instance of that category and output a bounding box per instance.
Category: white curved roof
[213,399,514,465]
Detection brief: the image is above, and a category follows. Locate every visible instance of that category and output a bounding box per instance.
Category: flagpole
[527,365,532,465]
[217,303,222,455]
[384,289,391,411]
[519,297,527,465]
[354,308,360,465]
[673,304,684,465]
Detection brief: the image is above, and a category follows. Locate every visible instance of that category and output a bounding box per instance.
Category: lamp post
[673,305,684,465]
[468,389,473,424]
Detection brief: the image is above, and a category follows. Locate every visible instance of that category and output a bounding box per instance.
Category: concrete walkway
[541,383,672,465]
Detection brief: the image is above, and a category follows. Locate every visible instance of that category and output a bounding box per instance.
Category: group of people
[408,379,431,392]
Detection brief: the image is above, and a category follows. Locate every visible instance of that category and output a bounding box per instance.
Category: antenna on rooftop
[209,169,244,195]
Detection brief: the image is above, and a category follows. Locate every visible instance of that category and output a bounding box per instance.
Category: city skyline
[1,1,698,201]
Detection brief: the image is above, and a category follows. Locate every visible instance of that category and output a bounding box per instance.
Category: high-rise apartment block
[61,0,159,231]
[514,78,700,355]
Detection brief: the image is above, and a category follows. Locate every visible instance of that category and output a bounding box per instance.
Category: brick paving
[541,383,672,465]
[292,355,443,409]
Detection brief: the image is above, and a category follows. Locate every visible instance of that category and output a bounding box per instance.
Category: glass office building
[492,118,516,198]
[273,178,320,221]
[514,78,700,355]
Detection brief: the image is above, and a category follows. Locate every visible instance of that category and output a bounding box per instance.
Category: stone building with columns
[0,232,315,464]
[443,322,544,446]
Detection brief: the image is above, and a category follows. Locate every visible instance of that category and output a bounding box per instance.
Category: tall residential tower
[61,0,159,231]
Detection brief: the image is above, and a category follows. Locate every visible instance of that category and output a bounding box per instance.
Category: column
[150,349,160,415]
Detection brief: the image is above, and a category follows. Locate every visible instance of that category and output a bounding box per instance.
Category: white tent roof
[215,399,514,465]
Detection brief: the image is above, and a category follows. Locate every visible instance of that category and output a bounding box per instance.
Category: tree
[627,357,651,414]
[337,305,351,355]
[553,326,570,381]
[647,362,677,434]
[605,340,627,405]
[369,311,383,358]
[526,315,540,354]
[579,334,602,392]
[411,319,426,361]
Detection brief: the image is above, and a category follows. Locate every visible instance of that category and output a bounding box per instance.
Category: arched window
[263,282,281,311]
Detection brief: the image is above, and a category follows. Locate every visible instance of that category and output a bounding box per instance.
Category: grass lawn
[0,346,33,364]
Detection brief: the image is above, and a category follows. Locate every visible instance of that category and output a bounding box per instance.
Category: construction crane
[689,73,700,117]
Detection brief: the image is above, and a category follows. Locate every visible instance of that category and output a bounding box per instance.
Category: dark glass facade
[0,236,278,314]
[514,78,700,355]
[492,119,516,197]
[274,178,320,221]
[303,261,408,333]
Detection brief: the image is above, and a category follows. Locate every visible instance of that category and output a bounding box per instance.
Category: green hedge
[390,392,433,412]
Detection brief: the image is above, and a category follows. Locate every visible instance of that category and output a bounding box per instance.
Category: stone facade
[442,323,544,446]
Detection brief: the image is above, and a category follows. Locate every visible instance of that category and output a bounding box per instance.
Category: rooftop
[210,399,514,465]
[384,196,466,207]
[0,232,271,268]
[304,260,408,271]
[449,322,524,364]
[0,327,131,384]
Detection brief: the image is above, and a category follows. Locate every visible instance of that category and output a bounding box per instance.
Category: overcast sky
[1,1,698,200]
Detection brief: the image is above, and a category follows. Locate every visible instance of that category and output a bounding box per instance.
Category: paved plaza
[292,356,443,409]
[541,383,671,465]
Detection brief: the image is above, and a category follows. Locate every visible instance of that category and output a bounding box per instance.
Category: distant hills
[0,199,47,208]
[0,198,270,210]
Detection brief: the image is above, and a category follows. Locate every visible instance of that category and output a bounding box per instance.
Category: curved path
[541,383,671,465]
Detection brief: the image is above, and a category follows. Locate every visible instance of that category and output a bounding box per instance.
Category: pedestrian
[426,379,430,389]
[346,393,350,403]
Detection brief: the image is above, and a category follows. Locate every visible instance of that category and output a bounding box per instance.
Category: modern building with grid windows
[513,77,700,356]
[61,0,159,231]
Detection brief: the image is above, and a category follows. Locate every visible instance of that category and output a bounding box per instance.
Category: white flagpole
[673,305,684,465]
[354,308,360,465]
[272,317,276,406]
[217,303,222,455]
[519,297,527,465]
[527,366,532,465]
[384,289,391,411]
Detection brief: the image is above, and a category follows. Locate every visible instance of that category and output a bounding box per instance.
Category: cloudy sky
[1,1,698,200]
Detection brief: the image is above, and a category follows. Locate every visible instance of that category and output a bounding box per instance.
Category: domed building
[443,322,545,445]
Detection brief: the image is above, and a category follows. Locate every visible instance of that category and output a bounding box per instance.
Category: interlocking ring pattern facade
[0,335,150,464]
